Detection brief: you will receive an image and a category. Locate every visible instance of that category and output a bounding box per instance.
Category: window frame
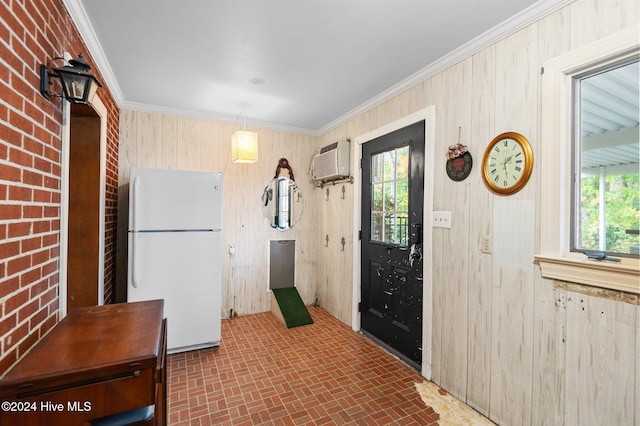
[570,58,639,258]
[536,26,640,294]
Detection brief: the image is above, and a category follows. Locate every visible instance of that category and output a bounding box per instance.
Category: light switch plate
[432,211,451,228]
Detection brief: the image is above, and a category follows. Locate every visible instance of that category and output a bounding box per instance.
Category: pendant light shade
[231,130,258,163]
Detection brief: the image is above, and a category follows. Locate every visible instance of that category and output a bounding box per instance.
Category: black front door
[360,121,424,368]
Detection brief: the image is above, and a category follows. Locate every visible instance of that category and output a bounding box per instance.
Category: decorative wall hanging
[274,158,295,181]
[446,128,472,181]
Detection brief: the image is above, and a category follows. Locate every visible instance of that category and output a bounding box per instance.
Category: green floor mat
[272,287,314,328]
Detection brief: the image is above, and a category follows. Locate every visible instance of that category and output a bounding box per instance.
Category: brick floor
[167,306,439,425]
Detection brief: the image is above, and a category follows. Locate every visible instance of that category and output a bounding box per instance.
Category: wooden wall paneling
[200,121,219,172]
[530,7,571,425]
[337,182,354,324]
[465,45,496,416]
[176,118,203,170]
[138,112,162,169]
[489,24,538,426]
[438,59,472,400]
[328,185,344,319]
[161,115,178,170]
[531,277,567,425]
[429,69,448,386]
[565,291,637,425]
[118,110,136,181]
[570,0,640,47]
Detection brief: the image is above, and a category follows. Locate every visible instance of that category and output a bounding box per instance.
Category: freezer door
[129,167,223,231]
[127,231,222,351]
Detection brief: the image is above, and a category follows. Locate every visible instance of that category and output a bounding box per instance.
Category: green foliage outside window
[580,173,640,254]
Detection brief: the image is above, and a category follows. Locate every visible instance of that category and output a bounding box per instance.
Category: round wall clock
[481,132,533,195]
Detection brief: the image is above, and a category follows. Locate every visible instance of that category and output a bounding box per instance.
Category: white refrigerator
[127,167,223,353]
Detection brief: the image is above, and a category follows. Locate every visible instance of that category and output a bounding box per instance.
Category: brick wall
[0,0,119,375]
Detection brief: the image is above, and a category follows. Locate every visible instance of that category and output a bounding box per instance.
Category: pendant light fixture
[231,106,258,164]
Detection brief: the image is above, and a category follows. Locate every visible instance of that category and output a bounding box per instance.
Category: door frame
[59,95,108,318]
[351,106,435,379]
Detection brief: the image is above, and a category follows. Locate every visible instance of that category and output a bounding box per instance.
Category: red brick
[9,147,33,168]
[43,205,57,217]
[8,221,31,238]
[33,188,51,202]
[31,248,49,265]
[41,260,57,277]
[43,174,58,189]
[0,240,20,259]
[21,235,41,252]
[42,233,57,247]
[0,162,22,182]
[5,289,30,315]
[7,255,31,276]
[39,286,57,306]
[0,120,22,146]
[23,168,43,185]
[0,203,21,220]
[8,184,32,201]
[1,276,20,298]
[18,299,39,323]
[33,155,51,173]
[23,136,44,157]
[0,313,17,336]
[22,205,42,218]
[0,35,22,73]
[29,307,49,331]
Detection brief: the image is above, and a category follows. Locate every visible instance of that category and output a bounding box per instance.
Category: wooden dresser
[0,300,167,426]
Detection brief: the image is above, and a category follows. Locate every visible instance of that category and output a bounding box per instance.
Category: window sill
[535,255,640,295]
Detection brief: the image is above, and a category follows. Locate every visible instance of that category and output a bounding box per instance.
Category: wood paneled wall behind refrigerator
[117,112,319,318]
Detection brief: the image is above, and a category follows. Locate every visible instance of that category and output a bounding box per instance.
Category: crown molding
[63,0,125,105]
[317,0,575,135]
[120,100,319,136]
[64,0,574,136]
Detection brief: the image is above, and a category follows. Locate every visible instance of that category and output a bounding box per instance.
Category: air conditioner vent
[312,140,350,182]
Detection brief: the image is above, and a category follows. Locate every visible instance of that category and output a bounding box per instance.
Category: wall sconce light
[231,105,258,163]
[40,53,102,105]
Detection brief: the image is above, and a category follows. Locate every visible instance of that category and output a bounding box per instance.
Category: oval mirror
[261,177,303,230]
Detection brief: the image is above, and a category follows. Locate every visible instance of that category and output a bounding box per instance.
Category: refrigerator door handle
[131,232,139,288]
[131,176,140,288]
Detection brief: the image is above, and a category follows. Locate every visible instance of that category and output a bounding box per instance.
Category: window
[572,60,640,258]
[371,146,409,245]
[537,26,639,294]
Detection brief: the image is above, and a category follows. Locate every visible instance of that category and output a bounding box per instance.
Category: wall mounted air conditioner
[312,140,350,182]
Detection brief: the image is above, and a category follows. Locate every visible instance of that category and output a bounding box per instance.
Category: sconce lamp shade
[232,130,258,163]
[56,66,101,104]
[40,53,102,105]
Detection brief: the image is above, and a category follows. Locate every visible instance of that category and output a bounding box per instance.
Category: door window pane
[573,59,639,257]
[371,147,410,246]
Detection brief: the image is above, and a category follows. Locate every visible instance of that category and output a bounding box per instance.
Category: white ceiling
[67,0,572,134]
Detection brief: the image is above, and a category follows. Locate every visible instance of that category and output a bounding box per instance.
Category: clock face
[482,132,533,195]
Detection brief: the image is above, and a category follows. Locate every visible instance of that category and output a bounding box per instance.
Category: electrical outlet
[480,235,492,253]
[432,211,451,229]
